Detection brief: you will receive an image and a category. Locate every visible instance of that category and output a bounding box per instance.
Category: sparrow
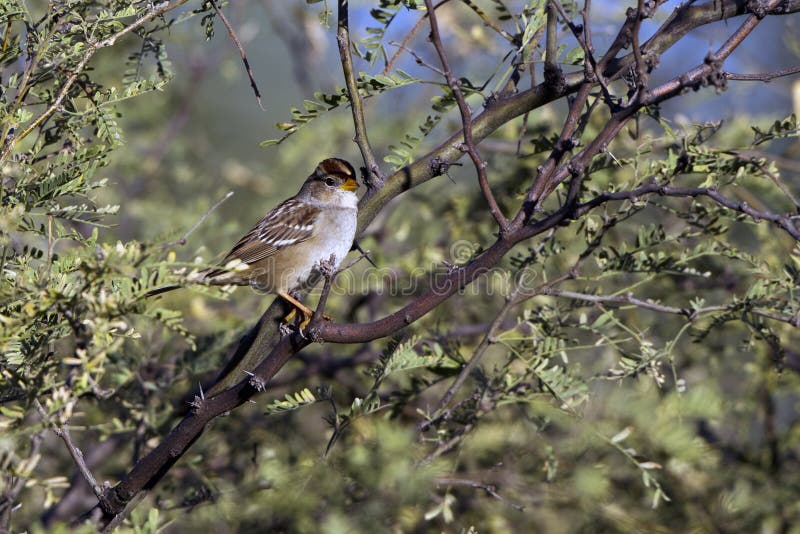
[149,158,359,326]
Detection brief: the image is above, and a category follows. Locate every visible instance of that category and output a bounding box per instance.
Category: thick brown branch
[93,203,573,526]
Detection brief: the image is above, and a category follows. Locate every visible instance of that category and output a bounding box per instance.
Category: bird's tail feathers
[145,284,181,297]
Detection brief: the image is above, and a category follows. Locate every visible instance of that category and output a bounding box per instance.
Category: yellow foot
[279,291,332,330]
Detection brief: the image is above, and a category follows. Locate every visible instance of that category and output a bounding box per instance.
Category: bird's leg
[277,291,331,329]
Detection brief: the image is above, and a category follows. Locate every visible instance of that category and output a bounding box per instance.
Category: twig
[436,477,525,511]
[343,242,377,269]
[630,0,649,97]
[160,191,234,248]
[460,0,516,43]
[548,0,614,104]
[337,0,385,189]
[423,0,509,232]
[0,0,191,166]
[543,1,559,80]
[581,0,595,59]
[315,256,338,319]
[644,0,786,106]
[723,150,800,209]
[577,182,800,241]
[724,65,800,81]
[209,0,265,110]
[0,431,44,527]
[425,293,517,425]
[382,0,452,76]
[519,81,594,214]
[529,0,785,213]
[543,288,714,318]
[387,40,445,77]
[423,228,560,429]
[34,401,107,504]
[542,287,800,327]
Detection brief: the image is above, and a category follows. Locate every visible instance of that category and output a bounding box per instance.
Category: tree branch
[81,0,800,526]
[337,0,385,189]
[724,65,800,81]
[435,477,525,512]
[209,0,265,110]
[543,287,800,327]
[35,401,106,506]
[423,0,509,232]
[0,0,192,166]
[577,182,800,240]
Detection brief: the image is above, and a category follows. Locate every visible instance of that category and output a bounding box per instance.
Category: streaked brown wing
[204,199,320,277]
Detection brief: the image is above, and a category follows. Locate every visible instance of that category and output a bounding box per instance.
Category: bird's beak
[340,177,359,192]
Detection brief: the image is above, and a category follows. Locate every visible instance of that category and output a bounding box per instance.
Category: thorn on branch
[682,308,699,321]
[703,53,727,93]
[746,0,769,18]
[558,137,578,151]
[646,52,660,71]
[567,162,585,177]
[248,375,266,392]
[279,322,293,337]
[305,325,325,343]
[317,254,338,280]
[429,156,461,178]
[641,0,657,19]
[189,395,204,414]
[543,62,565,94]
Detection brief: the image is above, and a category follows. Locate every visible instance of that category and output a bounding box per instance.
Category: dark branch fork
[86,0,800,527]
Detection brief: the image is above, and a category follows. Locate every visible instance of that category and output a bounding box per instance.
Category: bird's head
[300,158,359,206]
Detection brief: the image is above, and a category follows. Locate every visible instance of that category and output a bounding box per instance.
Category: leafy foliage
[261,69,421,147]
[2,1,800,533]
[0,1,200,526]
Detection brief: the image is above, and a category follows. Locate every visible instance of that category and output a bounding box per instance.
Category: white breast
[313,206,357,271]
[288,192,357,291]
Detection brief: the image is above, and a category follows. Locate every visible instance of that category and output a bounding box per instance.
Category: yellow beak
[340,177,359,192]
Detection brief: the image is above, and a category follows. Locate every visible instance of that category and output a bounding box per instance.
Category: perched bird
[149,158,359,326]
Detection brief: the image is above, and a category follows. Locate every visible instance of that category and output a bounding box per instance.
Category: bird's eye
[325,177,336,186]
